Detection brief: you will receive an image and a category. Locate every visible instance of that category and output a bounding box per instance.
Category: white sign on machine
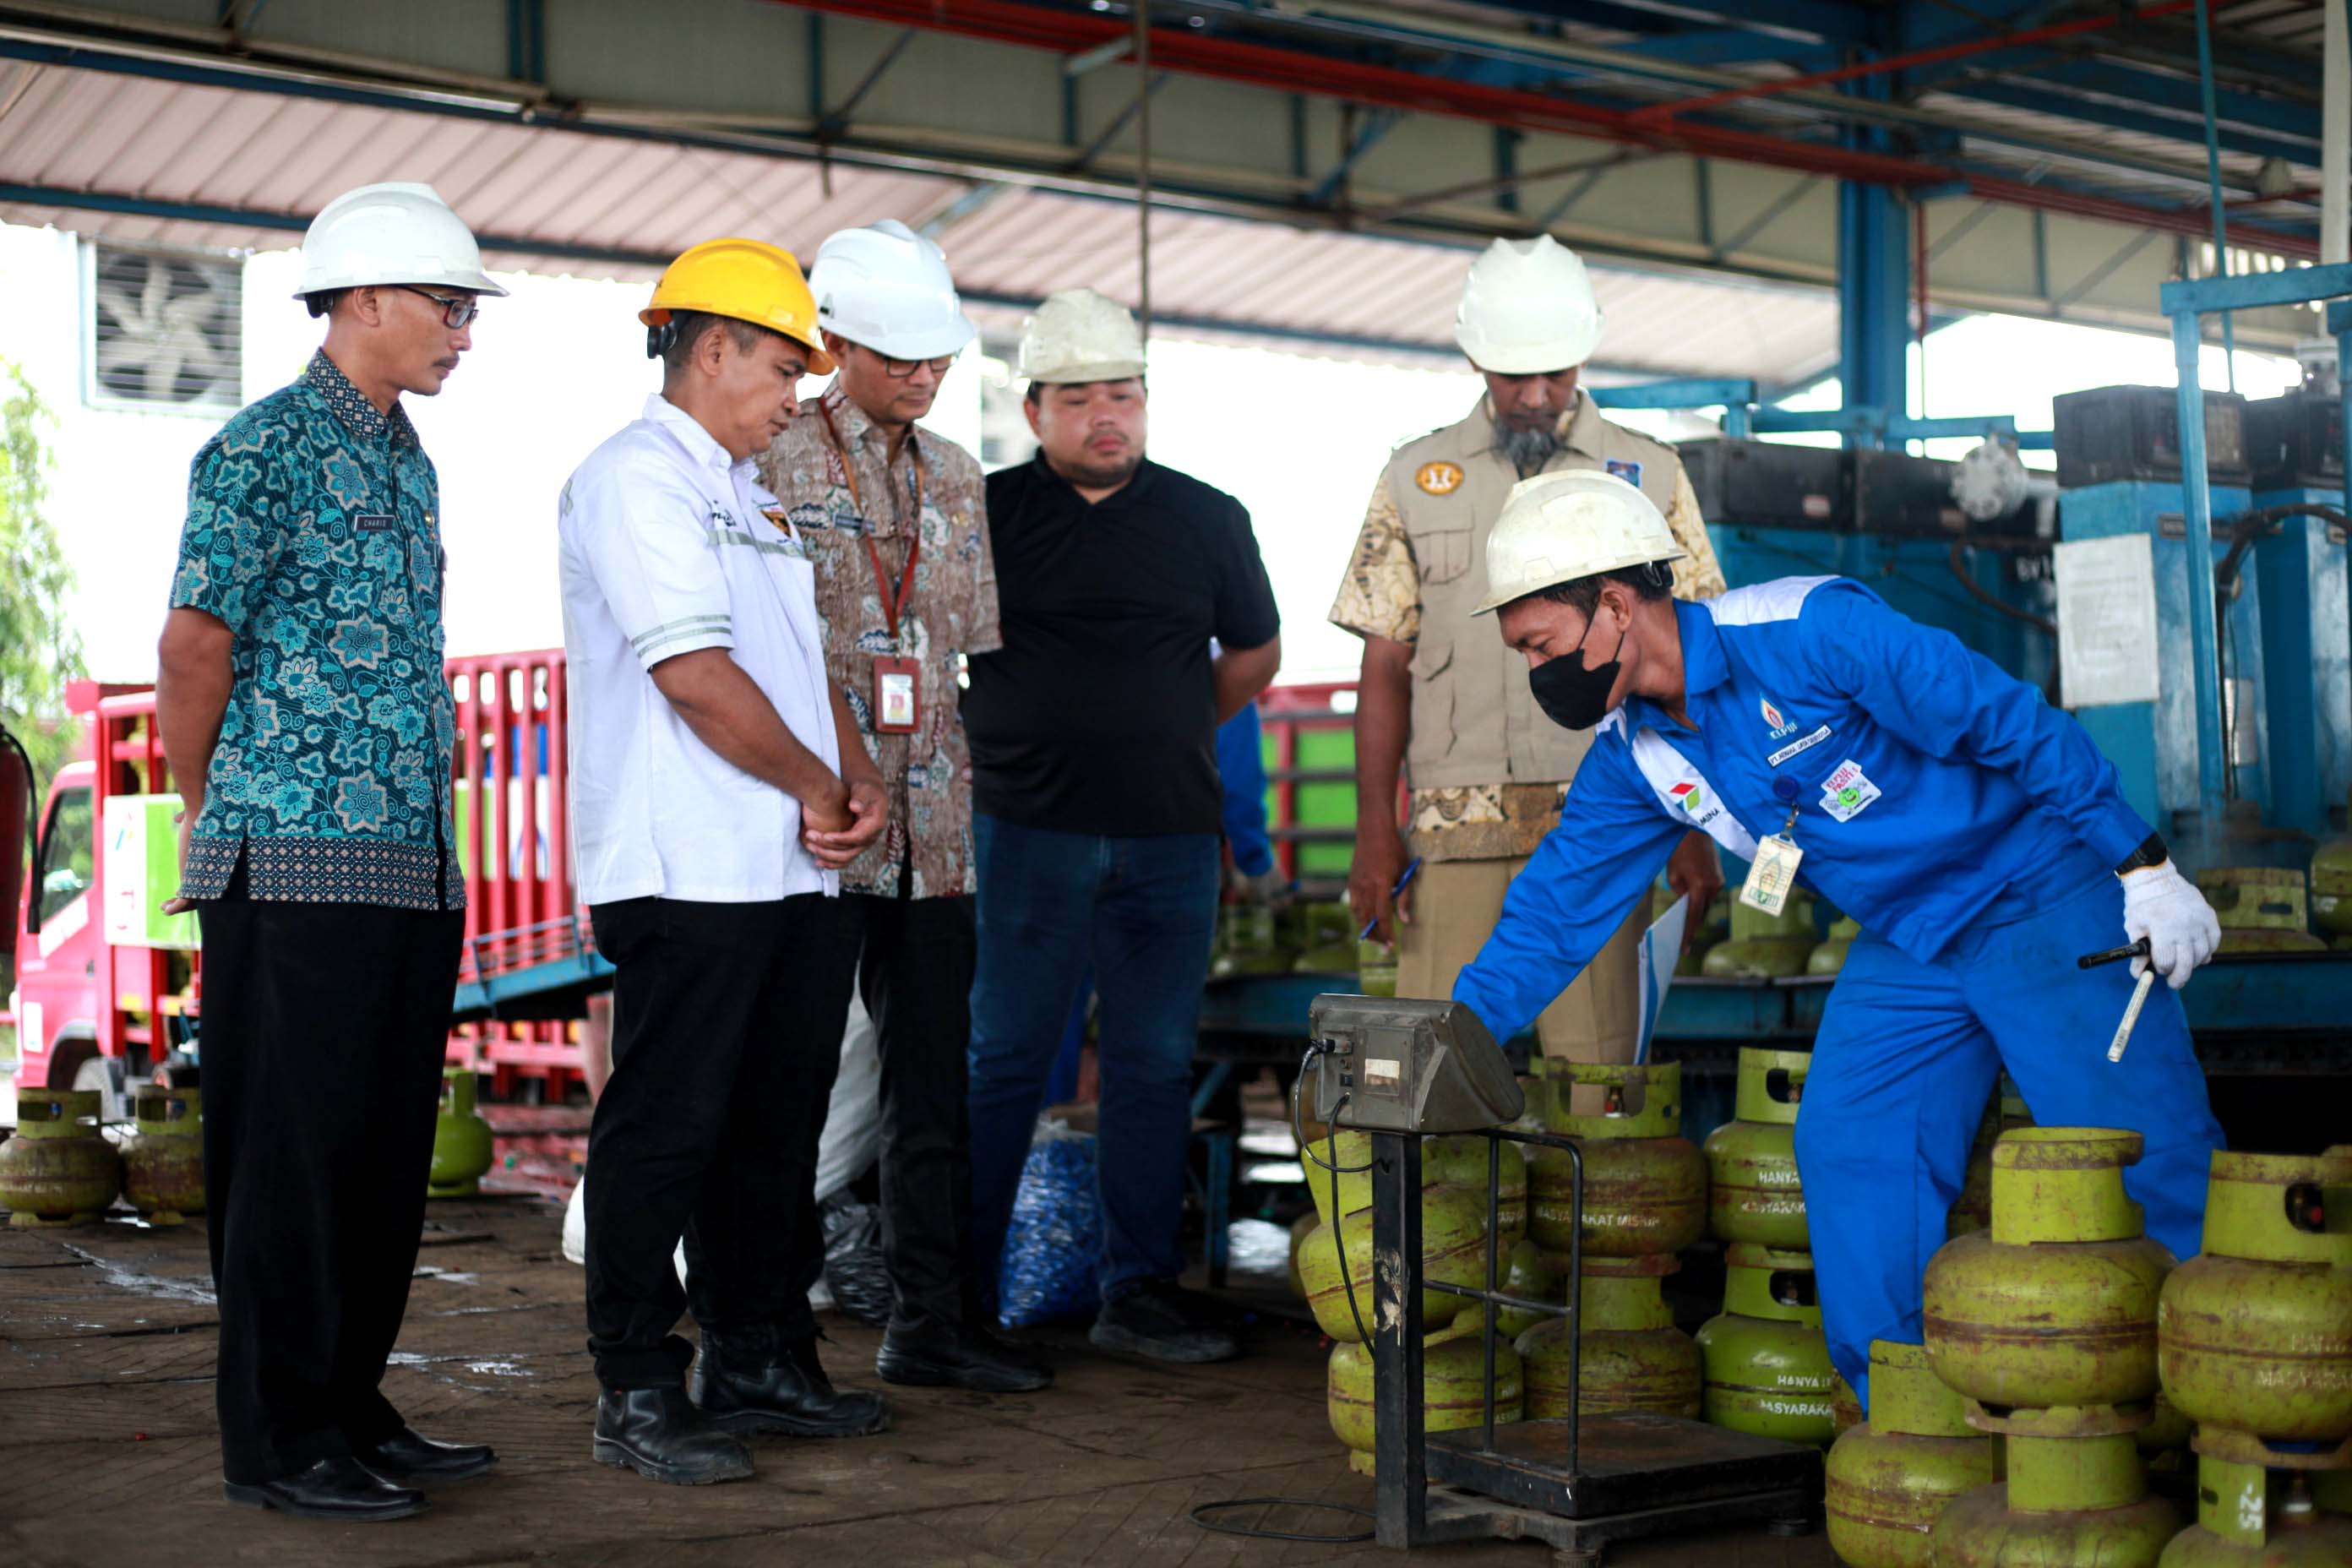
[2053,534,2161,709]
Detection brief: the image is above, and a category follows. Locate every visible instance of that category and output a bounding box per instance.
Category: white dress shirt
[558,394,841,905]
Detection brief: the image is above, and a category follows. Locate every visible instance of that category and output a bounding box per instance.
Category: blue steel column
[2335,299,2352,493]
[1838,55,1910,450]
[2170,312,2230,836]
[1838,180,1910,449]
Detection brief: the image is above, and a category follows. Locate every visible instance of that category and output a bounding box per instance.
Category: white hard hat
[292,181,506,300]
[1017,287,1146,384]
[808,219,977,361]
[1454,235,1603,375]
[1474,469,1684,616]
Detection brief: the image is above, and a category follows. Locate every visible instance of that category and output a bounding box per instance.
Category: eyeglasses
[878,351,958,379]
[398,286,482,329]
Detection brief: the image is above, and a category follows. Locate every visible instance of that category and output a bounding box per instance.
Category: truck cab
[8,758,106,1098]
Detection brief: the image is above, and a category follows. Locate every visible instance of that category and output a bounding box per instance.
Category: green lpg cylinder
[1290,901,1360,974]
[1931,1427,2183,1568]
[1327,1332,1523,1477]
[428,1070,495,1198]
[1825,1340,2001,1568]
[121,1086,204,1225]
[1832,1373,1865,1440]
[1808,916,1862,977]
[0,1089,122,1227]
[1297,1187,1489,1343]
[1702,937,1816,977]
[1946,1082,2034,1239]
[1696,1244,1839,1445]
[2159,1148,2352,1444]
[1704,892,1818,977]
[2311,839,2352,937]
[1356,939,1397,998]
[1924,1129,2175,1415]
[1517,1255,1701,1420]
[2157,1452,2352,1567]
[1211,903,1291,977]
[1308,1128,1504,1229]
[1703,1048,1809,1250]
[1488,1238,1563,1339]
[1425,1135,1527,1243]
[1529,1061,1707,1258]
[1287,1210,1319,1299]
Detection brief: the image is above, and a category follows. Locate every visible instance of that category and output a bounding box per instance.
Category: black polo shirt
[967,454,1280,837]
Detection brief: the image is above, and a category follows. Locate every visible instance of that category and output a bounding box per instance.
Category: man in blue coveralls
[1449,469,2226,1410]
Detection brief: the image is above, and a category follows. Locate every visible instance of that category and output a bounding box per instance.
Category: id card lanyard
[1738,776,1805,917]
[816,400,925,734]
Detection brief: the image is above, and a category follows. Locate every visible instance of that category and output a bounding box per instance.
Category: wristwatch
[2114,833,2168,877]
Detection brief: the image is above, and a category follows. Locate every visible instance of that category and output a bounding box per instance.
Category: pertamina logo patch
[1669,781,1707,816]
[1415,460,1465,496]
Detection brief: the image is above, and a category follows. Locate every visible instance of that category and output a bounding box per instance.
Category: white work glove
[1229,863,1291,906]
[2120,861,2221,990]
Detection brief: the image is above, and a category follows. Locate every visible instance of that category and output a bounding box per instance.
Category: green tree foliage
[0,362,84,783]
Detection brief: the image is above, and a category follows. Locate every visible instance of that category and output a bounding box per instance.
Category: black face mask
[1528,607,1626,731]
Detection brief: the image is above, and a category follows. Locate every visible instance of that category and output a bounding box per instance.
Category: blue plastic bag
[997,1120,1102,1328]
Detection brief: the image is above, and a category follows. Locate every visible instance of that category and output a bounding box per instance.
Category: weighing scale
[1304,994,1821,1565]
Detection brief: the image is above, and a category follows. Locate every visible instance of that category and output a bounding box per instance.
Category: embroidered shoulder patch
[1415,460,1465,496]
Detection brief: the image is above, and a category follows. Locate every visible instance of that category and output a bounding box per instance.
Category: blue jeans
[1794,870,2224,1414]
[967,814,1220,1304]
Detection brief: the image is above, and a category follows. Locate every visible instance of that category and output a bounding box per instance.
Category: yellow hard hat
[640,237,834,374]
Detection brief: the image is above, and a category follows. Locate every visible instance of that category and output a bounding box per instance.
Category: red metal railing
[445,649,584,1097]
[90,691,180,1067]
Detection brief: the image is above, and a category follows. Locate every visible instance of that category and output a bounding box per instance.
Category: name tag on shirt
[355,514,396,532]
[873,655,920,733]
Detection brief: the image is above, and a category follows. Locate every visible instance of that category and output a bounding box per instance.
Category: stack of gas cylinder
[0,1084,209,1227]
[2153,1145,2352,1565]
[1696,1048,1840,1446]
[1299,1124,1524,1473]
[1944,1081,2033,1239]
[1826,1339,2002,1567]
[1516,1060,1708,1419]
[1919,1127,2185,1565]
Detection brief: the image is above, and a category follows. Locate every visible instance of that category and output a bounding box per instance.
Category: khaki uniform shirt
[1328,392,1724,862]
[757,385,1001,897]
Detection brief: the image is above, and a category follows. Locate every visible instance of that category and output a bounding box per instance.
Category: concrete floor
[0,1195,1836,1567]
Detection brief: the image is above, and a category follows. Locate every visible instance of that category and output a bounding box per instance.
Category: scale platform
[1425,1411,1819,1559]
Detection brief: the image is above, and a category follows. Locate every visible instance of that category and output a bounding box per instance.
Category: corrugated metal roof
[0,59,1841,380]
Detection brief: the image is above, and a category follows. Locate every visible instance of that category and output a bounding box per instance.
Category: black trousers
[197,868,465,1486]
[583,894,861,1388]
[841,890,978,1328]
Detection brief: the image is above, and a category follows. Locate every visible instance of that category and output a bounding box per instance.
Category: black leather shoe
[593,1386,754,1486]
[878,1317,1053,1394]
[691,1332,890,1438]
[356,1424,497,1481]
[1090,1280,1239,1364]
[221,1456,427,1522]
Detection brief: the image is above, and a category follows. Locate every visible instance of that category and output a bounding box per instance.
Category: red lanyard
[816,400,924,641]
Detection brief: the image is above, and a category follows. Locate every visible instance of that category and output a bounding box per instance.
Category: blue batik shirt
[169,350,464,911]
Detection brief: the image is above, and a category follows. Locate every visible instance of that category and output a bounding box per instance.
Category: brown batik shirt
[757,384,1001,897]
